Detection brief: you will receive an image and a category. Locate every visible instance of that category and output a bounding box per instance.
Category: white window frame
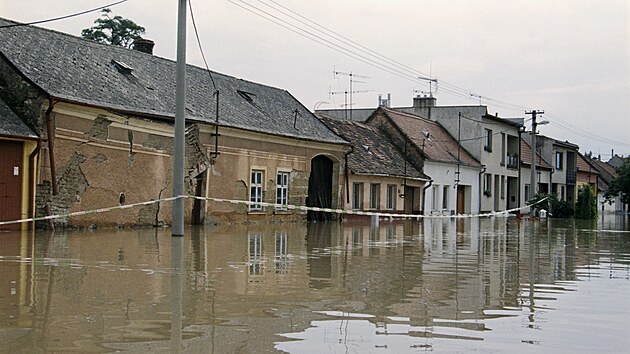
[250,170,264,211]
[370,183,380,210]
[276,171,289,210]
[352,183,363,210]
[386,184,397,210]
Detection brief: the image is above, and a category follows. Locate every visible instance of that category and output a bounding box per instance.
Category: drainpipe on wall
[45,97,58,195]
[421,179,433,215]
[344,146,354,204]
[478,165,487,213]
[28,139,41,221]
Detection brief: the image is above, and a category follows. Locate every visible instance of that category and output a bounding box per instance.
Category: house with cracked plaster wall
[0,18,348,228]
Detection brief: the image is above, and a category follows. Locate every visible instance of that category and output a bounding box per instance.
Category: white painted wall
[423,161,480,215]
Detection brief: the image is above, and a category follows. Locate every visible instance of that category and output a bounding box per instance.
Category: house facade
[366,108,482,215]
[590,158,625,213]
[519,138,553,207]
[400,96,523,213]
[524,134,579,206]
[0,98,39,230]
[0,18,348,228]
[317,114,429,217]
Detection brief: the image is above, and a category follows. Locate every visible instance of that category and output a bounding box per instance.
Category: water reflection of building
[2,219,627,352]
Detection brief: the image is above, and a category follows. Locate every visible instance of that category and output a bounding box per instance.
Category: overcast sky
[2,0,628,158]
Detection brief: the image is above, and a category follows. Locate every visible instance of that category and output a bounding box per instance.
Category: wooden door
[0,140,23,230]
[457,185,465,214]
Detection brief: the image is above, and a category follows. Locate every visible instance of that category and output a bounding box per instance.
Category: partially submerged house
[365,107,482,215]
[399,95,523,213]
[0,98,39,230]
[0,18,348,228]
[519,138,553,206]
[590,158,625,213]
[317,114,430,217]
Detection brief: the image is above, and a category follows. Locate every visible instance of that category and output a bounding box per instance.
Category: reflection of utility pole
[525,110,548,214]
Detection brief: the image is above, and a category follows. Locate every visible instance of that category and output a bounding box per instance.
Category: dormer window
[111,60,133,75]
[237,90,255,102]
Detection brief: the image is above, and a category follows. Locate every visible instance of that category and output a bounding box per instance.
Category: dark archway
[307,155,333,221]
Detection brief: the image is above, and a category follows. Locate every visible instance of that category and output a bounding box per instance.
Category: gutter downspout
[344,145,354,204]
[45,97,58,195]
[478,165,487,213]
[421,179,433,215]
[28,139,42,222]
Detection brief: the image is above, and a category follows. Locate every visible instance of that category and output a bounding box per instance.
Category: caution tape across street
[0,195,548,226]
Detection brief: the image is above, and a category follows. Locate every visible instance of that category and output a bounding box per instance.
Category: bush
[575,185,597,219]
[528,193,574,218]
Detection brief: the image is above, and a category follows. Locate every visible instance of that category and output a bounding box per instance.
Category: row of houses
[0,18,625,230]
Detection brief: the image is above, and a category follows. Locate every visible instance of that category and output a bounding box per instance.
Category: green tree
[81,8,145,48]
[605,162,630,206]
[575,184,597,219]
[528,193,574,218]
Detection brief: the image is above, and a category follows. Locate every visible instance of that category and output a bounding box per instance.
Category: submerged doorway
[457,185,466,214]
[307,155,333,221]
[0,140,23,230]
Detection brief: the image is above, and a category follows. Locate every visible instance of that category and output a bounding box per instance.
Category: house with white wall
[366,107,482,215]
[399,96,523,213]
[519,138,553,208]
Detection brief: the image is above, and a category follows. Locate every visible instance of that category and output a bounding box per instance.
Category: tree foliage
[81,9,145,48]
[575,185,597,219]
[605,162,630,205]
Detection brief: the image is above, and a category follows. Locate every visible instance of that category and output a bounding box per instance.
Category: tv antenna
[333,68,370,120]
[417,76,438,96]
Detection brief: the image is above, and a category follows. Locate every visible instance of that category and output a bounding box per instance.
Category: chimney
[133,38,155,54]
[413,94,436,108]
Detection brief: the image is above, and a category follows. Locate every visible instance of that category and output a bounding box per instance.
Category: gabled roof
[590,158,618,184]
[0,18,345,144]
[520,138,552,169]
[317,114,429,180]
[577,152,599,175]
[0,97,37,139]
[368,108,481,168]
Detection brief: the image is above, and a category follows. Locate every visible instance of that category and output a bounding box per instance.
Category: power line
[189,0,217,91]
[0,0,129,29]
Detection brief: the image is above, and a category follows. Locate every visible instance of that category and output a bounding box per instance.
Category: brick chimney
[413,94,436,108]
[132,38,155,54]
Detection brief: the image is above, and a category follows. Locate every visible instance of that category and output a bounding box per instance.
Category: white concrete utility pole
[173,0,187,237]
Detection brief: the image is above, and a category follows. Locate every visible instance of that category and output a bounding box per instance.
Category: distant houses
[0,18,626,229]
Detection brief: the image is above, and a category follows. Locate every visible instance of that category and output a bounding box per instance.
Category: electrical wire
[189,0,217,92]
[0,0,129,29]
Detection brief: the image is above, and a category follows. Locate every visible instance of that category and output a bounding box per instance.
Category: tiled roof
[577,153,598,174]
[317,115,429,180]
[0,97,37,139]
[590,158,618,184]
[520,139,552,169]
[0,18,345,144]
[371,108,481,168]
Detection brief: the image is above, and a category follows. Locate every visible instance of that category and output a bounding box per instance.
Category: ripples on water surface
[0,215,628,353]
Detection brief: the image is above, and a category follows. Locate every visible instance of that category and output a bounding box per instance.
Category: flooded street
[1,215,629,353]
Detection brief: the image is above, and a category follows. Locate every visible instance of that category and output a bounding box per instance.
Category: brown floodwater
[0,214,628,353]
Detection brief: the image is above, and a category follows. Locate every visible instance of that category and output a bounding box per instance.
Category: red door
[0,140,23,230]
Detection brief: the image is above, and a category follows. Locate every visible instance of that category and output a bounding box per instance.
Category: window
[484,129,493,152]
[555,151,563,170]
[432,185,439,210]
[484,173,492,195]
[561,185,565,200]
[501,132,506,165]
[248,233,263,276]
[352,183,363,210]
[386,184,397,210]
[500,175,505,199]
[370,183,380,209]
[524,184,530,201]
[442,185,449,209]
[250,170,264,211]
[275,231,288,274]
[276,171,289,210]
